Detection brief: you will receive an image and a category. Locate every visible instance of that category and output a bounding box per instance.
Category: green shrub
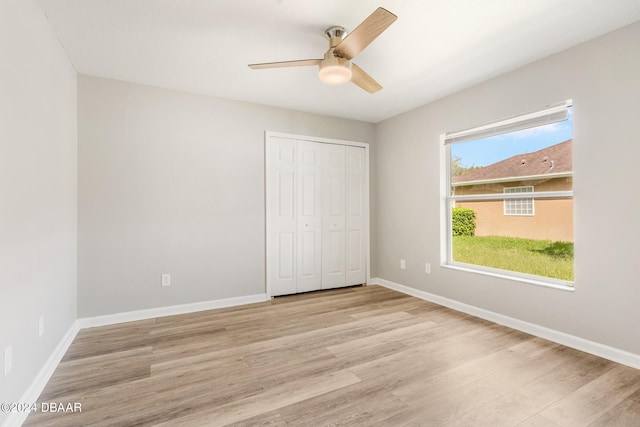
[452,207,476,236]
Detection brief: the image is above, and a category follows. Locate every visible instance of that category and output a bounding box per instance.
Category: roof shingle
[453,139,572,184]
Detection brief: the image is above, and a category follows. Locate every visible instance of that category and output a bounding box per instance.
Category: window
[504,186,534,216]
[444,101,574,287]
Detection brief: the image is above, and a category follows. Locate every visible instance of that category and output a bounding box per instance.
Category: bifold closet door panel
[346,146,367,286]
[322,144,347,289]
[267,139,297,296]
[267,135,367,296]
[296,141,323,293]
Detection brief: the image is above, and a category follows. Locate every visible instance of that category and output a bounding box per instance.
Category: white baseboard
[371,277,640,370]
[2,321,79,427]
[78,293,268,329]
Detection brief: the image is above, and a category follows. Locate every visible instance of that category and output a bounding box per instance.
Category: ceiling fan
[248,7,397,94]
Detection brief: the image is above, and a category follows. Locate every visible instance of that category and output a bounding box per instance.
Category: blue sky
[452,107,573,168]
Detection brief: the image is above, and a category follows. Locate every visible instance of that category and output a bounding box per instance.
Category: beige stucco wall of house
[457,198,573,241]
[456,177,573,241]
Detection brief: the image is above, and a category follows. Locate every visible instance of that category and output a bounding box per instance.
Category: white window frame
[440,101,574,291]
[504,186,534,216]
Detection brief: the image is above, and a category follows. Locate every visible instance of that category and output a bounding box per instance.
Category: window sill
[442,262,575,292]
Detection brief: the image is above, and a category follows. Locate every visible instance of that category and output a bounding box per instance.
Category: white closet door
[266,138,297,296]
[296,141,323,293]
[322,144,346,288]
[266,133,368,297]
[346,146,367,285]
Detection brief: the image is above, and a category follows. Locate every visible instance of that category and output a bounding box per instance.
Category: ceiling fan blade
[351,63,383,94]
[333,7,397,60]
[249,59,322,69]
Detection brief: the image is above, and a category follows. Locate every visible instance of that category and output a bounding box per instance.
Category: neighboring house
[452,140,573,242]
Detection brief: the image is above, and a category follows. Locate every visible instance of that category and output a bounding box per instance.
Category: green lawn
[452,235,574,281]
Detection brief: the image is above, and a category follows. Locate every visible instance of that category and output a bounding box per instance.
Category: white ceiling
[36,0,640,123]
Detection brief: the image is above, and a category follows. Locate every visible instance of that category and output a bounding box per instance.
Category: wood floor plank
[148,310,413,376]
[474,345,587,395]
[153,370,362,427]
[23,285,640,427]
[540,364,640,426]
[39,346,153,401]
[391,336,557,405]
[445,349,620,426]
[397,381,503,426]
[281,383,410,426]
[588,387,640,427]
[326,321,438,357]
[516,414,563,427]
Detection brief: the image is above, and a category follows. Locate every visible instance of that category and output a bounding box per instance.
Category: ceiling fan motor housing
[324,26,348,47]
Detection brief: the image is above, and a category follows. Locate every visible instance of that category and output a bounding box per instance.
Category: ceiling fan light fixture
[249,8,396,93]
[318,56,352,85]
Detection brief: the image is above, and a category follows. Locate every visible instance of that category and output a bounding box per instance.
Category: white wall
[77,75,376,317]
[0,0,77,422]
[374,21,640,355]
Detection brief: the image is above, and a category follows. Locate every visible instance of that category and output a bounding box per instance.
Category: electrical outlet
[161,273,171,287]
[4,346,13,376]
[39,315,45,338]
[425,262,431,274]
[400,259,406,270]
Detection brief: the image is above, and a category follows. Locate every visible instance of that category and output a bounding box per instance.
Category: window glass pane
[448,107,573,283]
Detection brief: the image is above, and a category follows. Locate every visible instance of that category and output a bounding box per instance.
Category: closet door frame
[265,131,370,298]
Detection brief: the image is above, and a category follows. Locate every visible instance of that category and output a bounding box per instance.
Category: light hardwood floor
[25,285,640,426]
